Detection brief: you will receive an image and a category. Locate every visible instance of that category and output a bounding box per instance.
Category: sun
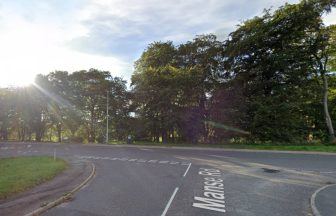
[14,76,35,87]
[0,71,35,87]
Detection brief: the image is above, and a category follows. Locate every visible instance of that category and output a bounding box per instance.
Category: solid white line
[183,163,192,177]
[161,187,179,216]
[310,183,336,216]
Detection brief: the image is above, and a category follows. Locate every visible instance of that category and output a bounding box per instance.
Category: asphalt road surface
[1,142,336,216]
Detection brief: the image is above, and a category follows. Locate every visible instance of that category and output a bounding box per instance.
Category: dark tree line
[0,0,336,144]
[0,69,131,143]
[131,0,336,144]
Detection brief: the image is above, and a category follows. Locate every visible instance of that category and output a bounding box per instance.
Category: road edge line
[161,187,179,216]
[310,183,336,216]
[24,162,96,216]
[183,163,191,177]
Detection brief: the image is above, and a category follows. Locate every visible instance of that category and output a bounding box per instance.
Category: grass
[0,156,67,199]
[108,140,336,153]
[219,144,336,153]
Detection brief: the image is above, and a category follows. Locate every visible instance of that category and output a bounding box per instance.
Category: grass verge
[0,156,67,199]
[109,141,336,153]
[220,144,336,153]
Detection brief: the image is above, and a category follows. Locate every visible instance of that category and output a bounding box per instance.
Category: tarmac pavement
[0,142,335,216]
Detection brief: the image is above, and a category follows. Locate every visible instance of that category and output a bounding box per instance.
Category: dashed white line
[159,161,169,164]
[75,155,190,167]
[170,161,179,165]
[183,163,192,177]
[140,148,154,151]
[0,147,15,150]
[148,160,158,163]
[161,187,179,216]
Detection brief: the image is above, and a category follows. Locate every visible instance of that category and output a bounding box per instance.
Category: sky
[0,0,335,87]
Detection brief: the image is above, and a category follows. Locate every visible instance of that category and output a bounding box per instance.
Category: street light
[106,90,109,144]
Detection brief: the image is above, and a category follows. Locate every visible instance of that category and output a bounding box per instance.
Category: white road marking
[0,147,14,150]
[170,161,179,165]
[293,169,336,174]
[183,163,192,177]
[75,155,190,167]
[161,187,179,216]
[159,161,169,164]
[209,154,236,159]
[140,148,153,151]
[193,168,226,213]
[148,160,158,163]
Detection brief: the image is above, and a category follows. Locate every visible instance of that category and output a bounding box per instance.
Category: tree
[132,38,226,143]
[223,0,336,142]
[176,35,225,142]
[0,88,14,140]
[312,24,336,142]
[132,42,179,143]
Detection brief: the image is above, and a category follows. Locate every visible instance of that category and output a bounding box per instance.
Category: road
[1,142,336,216]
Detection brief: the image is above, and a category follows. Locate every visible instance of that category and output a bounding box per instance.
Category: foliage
[1,0,336,144]
[0,69,130,143]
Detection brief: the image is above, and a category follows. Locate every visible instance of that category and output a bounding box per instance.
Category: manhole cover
[326,181,335,185]
[262,168,280,173]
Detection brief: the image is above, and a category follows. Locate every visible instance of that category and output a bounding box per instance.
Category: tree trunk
[36,133,41,142]
[171,129,175,143]
[57,123,62,143]
[161,130,167,144]
[20,127,25,141]
[199,94,208,142]
[49,128,52,142]
[322,72,336,142]
[1,130,8,140]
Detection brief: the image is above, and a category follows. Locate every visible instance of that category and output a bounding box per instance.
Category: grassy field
[109,141,336,153]
[0,156,67,199]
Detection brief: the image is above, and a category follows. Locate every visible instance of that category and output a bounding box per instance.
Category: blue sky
[0,0,335,86]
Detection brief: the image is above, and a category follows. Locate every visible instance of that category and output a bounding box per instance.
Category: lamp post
[106,90,109,144]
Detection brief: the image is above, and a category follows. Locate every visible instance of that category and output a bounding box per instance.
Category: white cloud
[0,0,335,87]
[324,10,336,26]
[0,1,130,87]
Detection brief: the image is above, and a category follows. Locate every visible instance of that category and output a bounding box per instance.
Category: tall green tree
[176,35,225,142]
[132,42,178,143]
[224,0,336,142]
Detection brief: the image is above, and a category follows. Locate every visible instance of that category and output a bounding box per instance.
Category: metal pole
[106,90,109,144]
